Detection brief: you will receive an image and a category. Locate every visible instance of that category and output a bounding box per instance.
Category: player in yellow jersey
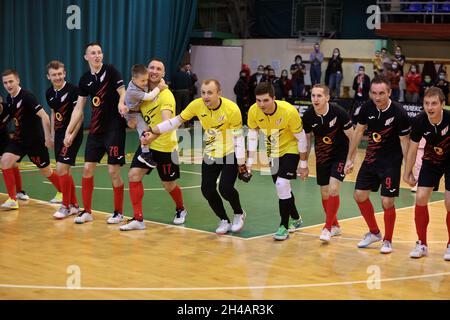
[246,82,308,241]
[145,79,249,235]
[120,59,187,231]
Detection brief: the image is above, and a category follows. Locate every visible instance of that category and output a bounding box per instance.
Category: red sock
[59,174,72,207]
[113,183,124,213]
[325,195,340,230]
[169,185,184,210]
[129,181,144,221]
[70,175,78,207]
[13,167,22,192]
[447,211,450,246]
[2,168,16,200]
[321,198,328,212]
[357,199,380,234]
[82,176,94,213]
[47,171,62,192]
[383,206,396,242]
[415,205,429,246]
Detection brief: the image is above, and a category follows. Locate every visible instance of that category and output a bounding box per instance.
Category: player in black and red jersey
[403,87,450,261]
[64,43,127,224]
[1,69,62,209]
[302,84,354,243]
[46,60,83,219]
[345,75,410,254]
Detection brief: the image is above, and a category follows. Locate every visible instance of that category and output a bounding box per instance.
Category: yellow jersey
[140,89,178,152]
[248,100,303,158]
[180,97,242,158]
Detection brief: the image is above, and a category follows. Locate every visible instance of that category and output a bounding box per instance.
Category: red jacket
[406,72,422,93]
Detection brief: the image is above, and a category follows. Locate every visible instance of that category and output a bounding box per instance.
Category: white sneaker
[1,198,19,209]
[120,218,146,231]
[173,208,188,225]
[380,240,393,254]
[107,211,124,224]
[215,219,231,235]
[16,191,30,201]
[74,211,93,224]
[320,228,331,243]
[69,205,80,215]
[357,232,382,248]
[53,205,74,219]
[410,240,428,259]
[444,244,450,261]
[330,225,341,237]
[231,211,246,233]
[50,192,63,204]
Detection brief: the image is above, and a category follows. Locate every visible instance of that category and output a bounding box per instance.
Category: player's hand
[344,159,354,175]
[118,103,128,116]
[158,79,168,91]
[45,137,54,149]
[64,132,74,147]
[237,164,252,183]
[297,167,309,181]
[403,172,417,187]
[127,118,137,129]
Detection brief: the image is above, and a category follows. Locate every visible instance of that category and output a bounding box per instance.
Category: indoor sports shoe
[107,211,124,224]
[120,218,146,231]
[1,197,19,210]
[320,228,331,243]
[16,190,30,201]
[53,205,73,219]
[74,210,93,224]
[50,192,63,204]
[137,151,157,168]
[215,220,232,235]
[273,225,289,241]
[231,211,246,233]
[173,208,188,225]
[444,244,450,261]
[69,205,80,215]
[380,240,393,254]
[410,240,428,259]
[330,225,342,237]
[357,232,382,248]
[288,216,303,233]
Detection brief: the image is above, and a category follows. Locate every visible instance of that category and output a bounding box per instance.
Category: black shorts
[270,153,299,182]
[418,161,450,191]
[54,130,83,166]
[130,147,180,182]
[316,158,346,186]
[85,129,126,165]
[355,162,401,197]
[4,139,50,169]
[0,131,9,155]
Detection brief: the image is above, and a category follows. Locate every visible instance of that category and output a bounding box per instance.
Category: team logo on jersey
[55,112,63,122]
[92,96,101,107]
[276,117,283,125]
[322,136,333,145]
[372,132,382,143]
[434,146,444,156]
[329,116,337,128]
[354,106,361,116]
[441,125,448,136]
[60,92,68,103]
[16,100,22,109]
[385,116,394,126]
[100,71,106,83]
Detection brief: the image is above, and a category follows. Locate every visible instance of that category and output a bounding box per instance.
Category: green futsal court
[0,129,445,238]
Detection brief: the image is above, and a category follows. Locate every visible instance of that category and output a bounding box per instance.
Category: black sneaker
[138,151,157,168]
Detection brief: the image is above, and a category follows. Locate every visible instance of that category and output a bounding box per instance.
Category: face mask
[333,52,339,57]
[392,64,398,69]
[315,47,319,52]
[358,70,364,75]
[439,74,446,80]
[281,73,288,77]
[257,70,263,75]
[395,52,401,57]
[411,68,416,73]
[240,73,246,78]
[425,77,431,83]
[295,59,301,64]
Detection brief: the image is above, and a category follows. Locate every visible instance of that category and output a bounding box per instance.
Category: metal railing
[376,1,450,24]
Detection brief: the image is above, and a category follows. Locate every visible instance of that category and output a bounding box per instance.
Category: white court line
[0,272,449,292]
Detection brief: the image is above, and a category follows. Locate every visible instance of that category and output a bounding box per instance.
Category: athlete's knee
[39,165,52,178]
[218,182,236,200]
[162,181,176,193]
[381,197,395,209]
[275,177,292,200]
[108,165,121,180]
[354,190,367,203]
[83,163,95,177]
[201,183,217,200]
[56,164,69,176]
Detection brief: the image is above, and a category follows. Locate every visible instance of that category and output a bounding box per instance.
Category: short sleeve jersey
[78,64,126,134]
[302,103,353,164]
[181,97,242,158]
[248,100,303,158]
[140,89,178,153]
[46,82,79,135]
[410,110,450,166]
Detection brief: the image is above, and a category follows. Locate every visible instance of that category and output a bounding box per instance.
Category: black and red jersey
[410,109,450,166]
[302,103,353,164]
[46,82,79,134]
[78,64,125,134]
[356,100,410,165]
[0,102,12,132]
[6,89,45,143]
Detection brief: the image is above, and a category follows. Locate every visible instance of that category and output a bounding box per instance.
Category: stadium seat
[403,3,422,12]
[436,2,450,12]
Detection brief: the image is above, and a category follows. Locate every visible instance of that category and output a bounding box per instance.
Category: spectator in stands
[248,65,267,106]
[325,48,343,99]
[184,63,198,103]
[420,75,434,102]
[380,47,392,75]
[171,64,191,116]
[435,70,449,105]
[234,70,250,126]
[279,69,292,100]
[372,50,383,76]
[310,43,324,85]
[405,64,422,103]
[351,65,371,124]
[268,68,283,100]
[291,55,306,99]
[387,62,402,101]
[393,45,407,102]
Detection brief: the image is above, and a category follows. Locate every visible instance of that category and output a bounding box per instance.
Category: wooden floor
[0,150,449,300]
